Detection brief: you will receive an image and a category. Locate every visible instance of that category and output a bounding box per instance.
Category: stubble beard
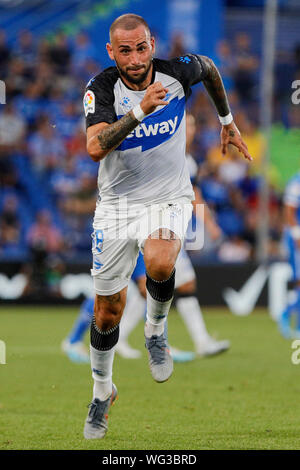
[116,59,152,86]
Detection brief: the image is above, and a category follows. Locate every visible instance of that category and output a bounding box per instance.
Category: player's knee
[144,248,176,280]
[146,255,174,280]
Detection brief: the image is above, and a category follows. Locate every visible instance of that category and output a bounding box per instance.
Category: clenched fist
[140,82,169,115]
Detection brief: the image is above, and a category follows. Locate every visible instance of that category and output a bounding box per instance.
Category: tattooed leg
[94,287,127,331]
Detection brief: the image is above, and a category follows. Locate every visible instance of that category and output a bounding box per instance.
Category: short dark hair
[109,14,150,41]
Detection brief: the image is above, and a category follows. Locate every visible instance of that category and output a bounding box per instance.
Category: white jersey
[84,54,208,207]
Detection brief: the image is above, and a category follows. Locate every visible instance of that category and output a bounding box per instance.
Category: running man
[83,13,252,439]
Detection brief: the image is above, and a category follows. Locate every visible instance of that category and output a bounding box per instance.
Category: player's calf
[84,290,126,439]
[143,266,176,383]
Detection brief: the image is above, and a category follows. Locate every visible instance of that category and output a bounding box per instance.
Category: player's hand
[140,82,169,115]
[220,121,253,161]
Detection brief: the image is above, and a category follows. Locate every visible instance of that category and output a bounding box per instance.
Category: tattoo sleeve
[199,55,231,117]
[97,111,139,151]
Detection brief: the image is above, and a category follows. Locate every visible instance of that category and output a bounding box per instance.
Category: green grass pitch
[1,305,300,450]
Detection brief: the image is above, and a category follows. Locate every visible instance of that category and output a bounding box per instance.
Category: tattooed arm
[86,112,139,162]
[199,55,253,161]
[200,55,231,117]
[86,82,169,162]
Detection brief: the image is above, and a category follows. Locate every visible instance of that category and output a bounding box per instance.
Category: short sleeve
[165,54,209,99]
[83,70,118,129]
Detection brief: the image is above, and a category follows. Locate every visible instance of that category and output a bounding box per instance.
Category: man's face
[106,25,155,86]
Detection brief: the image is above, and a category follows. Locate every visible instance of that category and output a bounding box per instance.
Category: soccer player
[278,172,300,338]
[62,114,228,362]
[83,13,252,439]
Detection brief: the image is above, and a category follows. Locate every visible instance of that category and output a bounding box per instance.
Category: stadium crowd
[0,27,299,294]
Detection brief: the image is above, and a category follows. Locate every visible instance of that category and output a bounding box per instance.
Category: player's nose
[130,51,141,65]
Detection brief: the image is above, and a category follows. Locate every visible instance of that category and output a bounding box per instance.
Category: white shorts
[91,198,193,296]
[175,248,196,288]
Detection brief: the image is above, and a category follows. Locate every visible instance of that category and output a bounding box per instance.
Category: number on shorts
[93,229,104,253]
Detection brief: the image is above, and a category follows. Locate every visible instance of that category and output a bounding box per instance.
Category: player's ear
[150,36,155,55]
[106,43,114,61]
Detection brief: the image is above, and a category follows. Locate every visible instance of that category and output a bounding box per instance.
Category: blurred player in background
[82,13,251,440]
[278,171,300,338]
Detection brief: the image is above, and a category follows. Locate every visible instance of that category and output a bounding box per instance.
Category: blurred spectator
[168,33,185,58]
[53,101,81,140]
[294,43,300,75]
[61,172,97,217]
[27,210,63,254]
[0,195,21,254]
[233,33,259,105]
[48,32,71,75]
[4,57,29,98]
[218,149,248,185]
[13,82,46,128]
[215,40,235,92]
[50,156,79,204]
[25,210,64,295]
[0,103,26,150]
[27,116,66,174]
[71,32,98,72]
[14,30,37,71]
[218,236,251,263]
[0,29,11,74]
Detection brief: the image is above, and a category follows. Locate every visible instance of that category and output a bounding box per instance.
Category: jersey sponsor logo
[83,90,95,116]
[117,96,185,152]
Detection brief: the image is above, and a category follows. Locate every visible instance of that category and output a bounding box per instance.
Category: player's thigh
[139,198,193,273]
[144,236,181,273]
[91,217,139,296]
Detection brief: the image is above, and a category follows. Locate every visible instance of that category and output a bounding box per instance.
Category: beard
[116,59,152,85]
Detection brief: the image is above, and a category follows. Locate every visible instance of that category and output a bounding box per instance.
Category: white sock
[175,296,211,350]
[145,291,172,337]
[90,345,115,401]
[119,281,145,342]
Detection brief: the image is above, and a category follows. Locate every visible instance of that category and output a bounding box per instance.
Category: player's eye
[120,49,130,54]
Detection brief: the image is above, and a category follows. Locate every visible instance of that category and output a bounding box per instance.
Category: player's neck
[120,63,154,91]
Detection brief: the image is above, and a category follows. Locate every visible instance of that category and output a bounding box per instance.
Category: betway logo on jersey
[117,96,185,152]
